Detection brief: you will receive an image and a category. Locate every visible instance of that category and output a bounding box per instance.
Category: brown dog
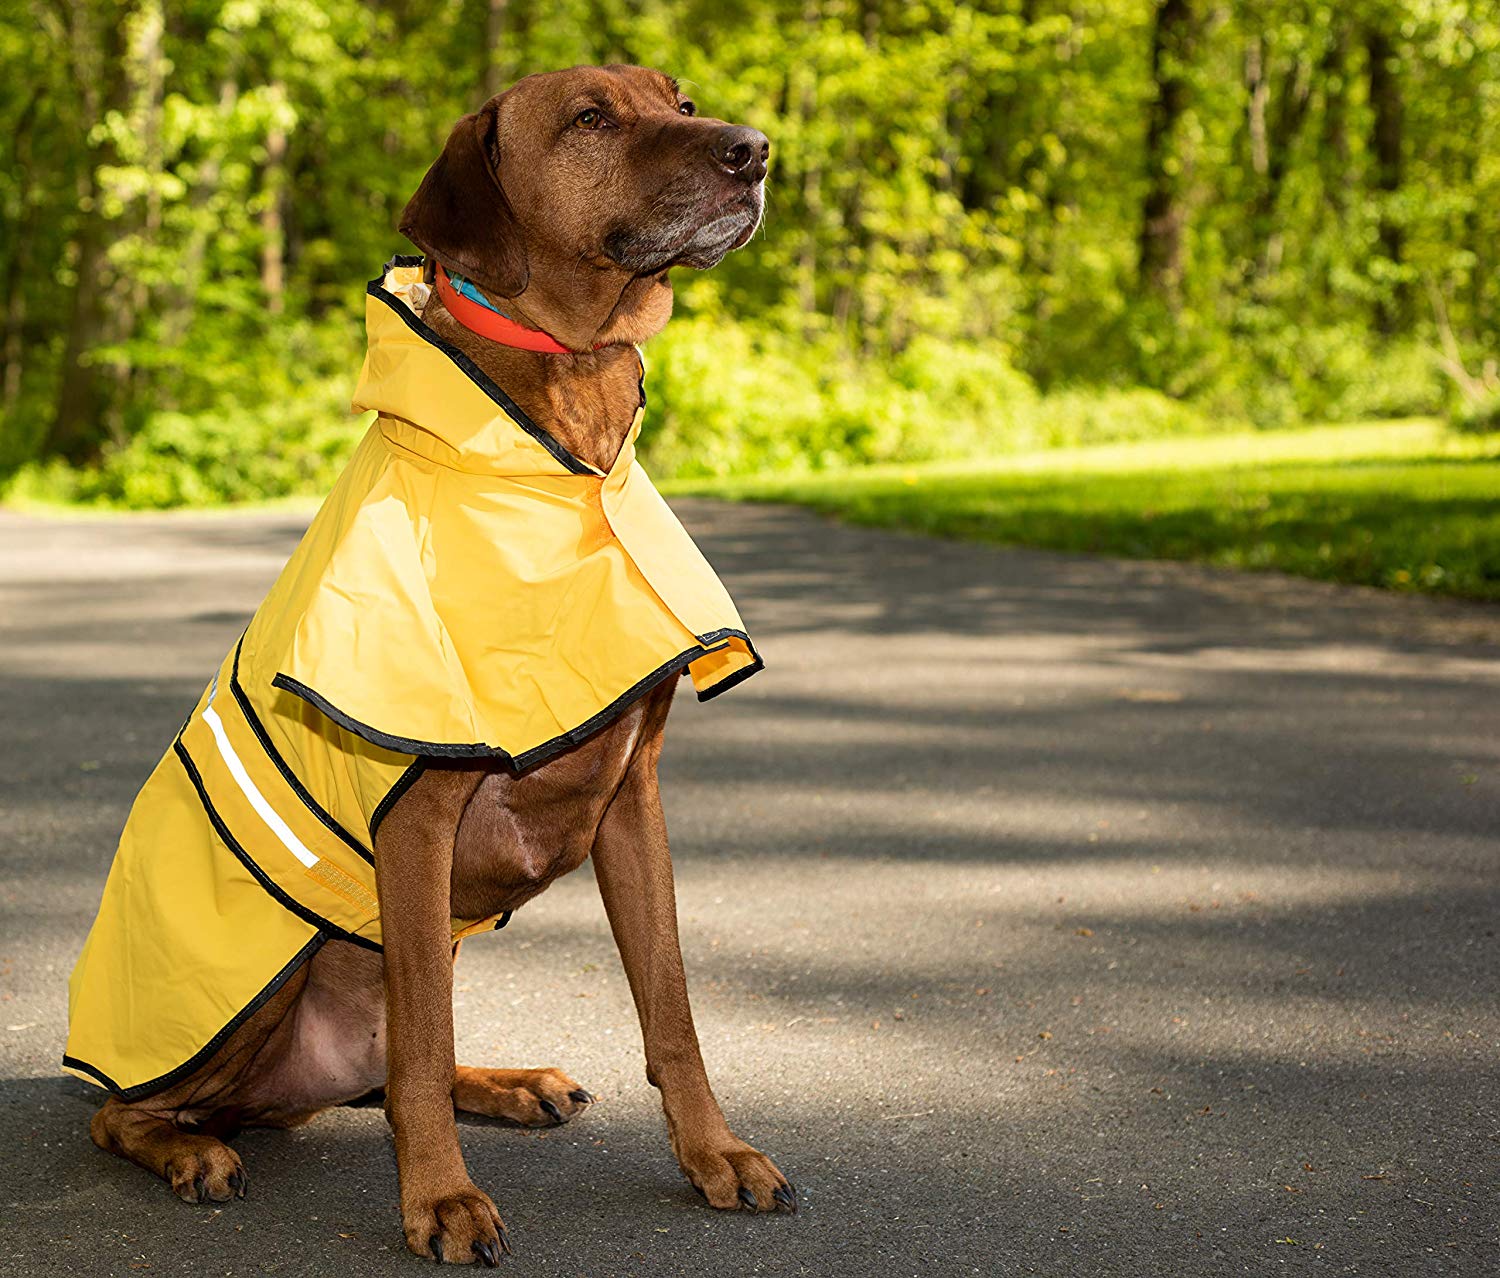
[85,65,790,1264]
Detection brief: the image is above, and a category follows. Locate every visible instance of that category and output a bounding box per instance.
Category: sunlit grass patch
[667,421,1500,602]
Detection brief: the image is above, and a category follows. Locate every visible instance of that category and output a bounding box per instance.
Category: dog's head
[400,65,768,345]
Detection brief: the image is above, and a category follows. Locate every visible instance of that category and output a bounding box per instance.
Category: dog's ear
[399,98,529,299]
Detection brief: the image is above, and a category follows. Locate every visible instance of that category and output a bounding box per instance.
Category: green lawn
[666,420,1500,602]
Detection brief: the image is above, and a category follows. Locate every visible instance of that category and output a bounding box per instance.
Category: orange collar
[433,262,587,354]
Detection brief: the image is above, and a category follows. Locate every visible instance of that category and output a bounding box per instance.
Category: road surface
[0,501,1496,1275]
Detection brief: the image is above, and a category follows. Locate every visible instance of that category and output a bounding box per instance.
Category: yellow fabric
[260,258,759,761]
[64,258,761,1097]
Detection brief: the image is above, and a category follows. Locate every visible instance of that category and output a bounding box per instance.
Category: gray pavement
[0,500,1496,1277]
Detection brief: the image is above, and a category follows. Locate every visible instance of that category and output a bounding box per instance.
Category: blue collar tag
[447,272,507,317]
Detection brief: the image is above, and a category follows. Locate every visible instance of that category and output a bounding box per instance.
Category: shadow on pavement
[0,502,1495,1275]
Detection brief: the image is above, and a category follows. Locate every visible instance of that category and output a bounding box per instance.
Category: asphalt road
[0,500,1496,1277]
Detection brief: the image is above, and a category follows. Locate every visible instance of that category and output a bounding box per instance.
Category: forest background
[1,0,1497,509]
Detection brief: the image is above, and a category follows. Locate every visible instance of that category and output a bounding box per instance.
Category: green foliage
[676,421,1500,602]
[641,319,1042,478]
[2,0,1498,506]
[641,318,1213,480]
[1450,393,1500,436]
[9,378,366,509]
[1025,388,1212,450]
[1184,326,1448,428]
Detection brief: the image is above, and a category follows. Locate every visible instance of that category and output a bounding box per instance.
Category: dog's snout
[710,126,770,182]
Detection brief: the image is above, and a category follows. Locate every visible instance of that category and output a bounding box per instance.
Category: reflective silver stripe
[201,699,320,870]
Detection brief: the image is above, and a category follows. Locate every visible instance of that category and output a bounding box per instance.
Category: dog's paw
[403,1184,510,1266]
[165,1140,246,1205]
[453,1064,597,1128]
[679,1139,797,1214]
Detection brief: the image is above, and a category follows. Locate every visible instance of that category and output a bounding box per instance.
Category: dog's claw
[568,1089,595,1104]
[497,1224,513,1257]
[773,1184,798,1214]
[540,1098,563,1123]
[472,1239,500,1267]
[228,1169,245,1199]
[738,1187,758,1210]
[429,1234,444,1264]
[193,1173,207,1204]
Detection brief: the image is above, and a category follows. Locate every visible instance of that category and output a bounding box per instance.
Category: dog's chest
[449,694,659,916]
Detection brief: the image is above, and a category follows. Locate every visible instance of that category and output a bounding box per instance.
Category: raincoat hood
[63,257,761,1098]
[269,256,762,764]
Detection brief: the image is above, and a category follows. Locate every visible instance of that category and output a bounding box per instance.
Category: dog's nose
[710,126,770,182]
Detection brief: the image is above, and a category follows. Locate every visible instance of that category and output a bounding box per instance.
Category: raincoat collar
[358,255,641,479]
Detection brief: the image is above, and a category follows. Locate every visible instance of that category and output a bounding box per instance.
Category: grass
[665,420,1500,602]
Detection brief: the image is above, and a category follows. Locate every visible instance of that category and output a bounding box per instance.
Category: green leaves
[2,0,1497,487]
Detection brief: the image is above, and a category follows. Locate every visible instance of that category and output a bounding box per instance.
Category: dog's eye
[575,109,606,129]
[678,100,696,117]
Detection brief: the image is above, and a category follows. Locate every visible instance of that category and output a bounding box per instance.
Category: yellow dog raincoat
[64,258,761,1099]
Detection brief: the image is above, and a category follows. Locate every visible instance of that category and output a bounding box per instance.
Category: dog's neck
[421,292,650,474]
[504,246,677,351]
[421,255,676,472]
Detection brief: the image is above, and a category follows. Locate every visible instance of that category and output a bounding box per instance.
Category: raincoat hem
[696,627,759,653]
[61,1054,119,1093]
[62,932,328,1102]
[371,758,429,838]
[229,637,376,867]
[369,259,597,478]
[270,630,762,771]
[174,740,383,954]
[695,654,766,702]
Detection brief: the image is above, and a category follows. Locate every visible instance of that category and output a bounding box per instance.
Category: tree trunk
[959,0,1037,215]
[1,89,41,415]
[1364,25,1406,333]
[94,0,169,430]
[165,75,240,347]
[481,0,509,101]
[50,182,110,462]
[261,81,288,316]
[832,0,882,337]
[49,0,127,463]
[1138,0,1196,305]
[2,248,29,417]
[794,0,823,327]
[1245,35,1310,280]
[1319,21,1349,214]
[1245,36,1269,182]
[130,0,165,324]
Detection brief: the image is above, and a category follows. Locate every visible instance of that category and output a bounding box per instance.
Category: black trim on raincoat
[370,758,428,838]
[174,740,383,955]
[230,636,376,867]
[369,257,599,478]
[64,932,329,1102]
[270,629,762,771]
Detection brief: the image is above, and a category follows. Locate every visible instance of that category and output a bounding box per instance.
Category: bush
[1027,387,1212,449]
[1326,339,1445,421]
[1185,323,1445,428]
[1450,393,1500,435]
[6,379,368,509]
[639,317,1214,480]
[5,307,1435,510]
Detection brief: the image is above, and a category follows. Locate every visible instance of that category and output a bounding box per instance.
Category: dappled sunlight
[7,0,1499,1262]
[4,501,1496,1272]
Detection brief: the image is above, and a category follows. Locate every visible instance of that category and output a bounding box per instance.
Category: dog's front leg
[592,739,797,1214]
[375,765,509,1265]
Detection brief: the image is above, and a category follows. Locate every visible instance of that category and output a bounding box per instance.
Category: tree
[1139,0,1197,304]
[1363,17,1407,333]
